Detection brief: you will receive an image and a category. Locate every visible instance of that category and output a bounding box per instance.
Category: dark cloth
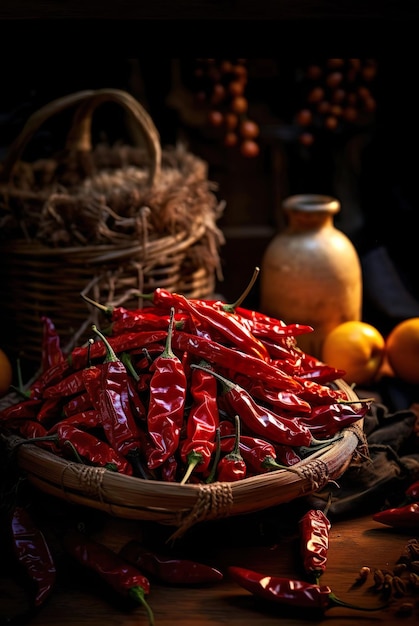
[306,402,419,519]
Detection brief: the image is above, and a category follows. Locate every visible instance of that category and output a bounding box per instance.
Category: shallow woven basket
[0,88,225,365]
[0,380,365,537]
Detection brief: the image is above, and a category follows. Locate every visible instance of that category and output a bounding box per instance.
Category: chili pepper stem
[91,325,118,362]
[128,587,155,626]
[328,592,388,611]
[206,428,221,484]
[121,352,140,382]
[260,455,303,478]
[221,266,260,312]
[180,450,204,485]
[81,293,113,317]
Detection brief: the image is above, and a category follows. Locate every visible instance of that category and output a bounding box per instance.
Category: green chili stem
[206,428,221,484]
[128,586,155,626]
[91,324,118,362]
[221,266,260,312]
[180,450,204,485]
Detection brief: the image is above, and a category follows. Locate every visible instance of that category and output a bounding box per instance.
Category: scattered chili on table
[62,528,154,626]
[299,504,332,584]
[10,505,56,610]
[228,566,387,613]
[119,540,224,585]
[373,503,419,529]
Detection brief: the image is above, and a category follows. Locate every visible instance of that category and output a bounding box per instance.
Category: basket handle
[0,88,162,185]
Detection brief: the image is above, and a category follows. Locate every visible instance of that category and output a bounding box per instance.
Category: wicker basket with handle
[0,88,225,365]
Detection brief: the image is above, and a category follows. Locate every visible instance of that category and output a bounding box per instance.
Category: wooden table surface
[1,490,417,626]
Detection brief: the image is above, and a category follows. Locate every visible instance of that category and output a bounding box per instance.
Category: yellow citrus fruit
[321,320,385,386]
[386,317,419,385]
[0,348,13,397]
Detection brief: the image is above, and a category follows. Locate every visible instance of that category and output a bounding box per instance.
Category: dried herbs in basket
[0,88,225,365]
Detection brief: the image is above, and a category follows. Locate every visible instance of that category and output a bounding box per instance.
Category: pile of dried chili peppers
[0,285,372,484]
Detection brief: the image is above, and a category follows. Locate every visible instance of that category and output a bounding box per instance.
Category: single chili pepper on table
[81,325,146,474]
[190,364,319,448]
[145,307,187,470]
[62,528,154,626]
[119,540,224,585]
[299,503,332,584]
[140,287,271,362]
[228,566,387,613]
[9,505,56,610]
[171,331,303,393]
[179,360,219,484]
[372,502,419,528]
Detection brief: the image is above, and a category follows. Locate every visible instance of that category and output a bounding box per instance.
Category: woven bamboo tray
[0,89,225,365]
[0,380,365,536]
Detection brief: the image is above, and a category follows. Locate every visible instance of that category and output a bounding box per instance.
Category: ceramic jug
[260,194,362,359]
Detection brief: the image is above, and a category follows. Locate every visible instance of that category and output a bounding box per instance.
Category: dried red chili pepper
[141,287,270,362]
[191,364,315,448]
[0,397,42,422]
[299,507,331,584]
[4,418,49,440]
[40,315,64,372]
[69,330,167,370]
[42,369,86,399]
[172,331,303,393]
[82,326,145,468]
[232,373,312,415]
[47,409,101,434]
[300,400,371,439]
[217,415,247,482]
[29,360,74,399]
[296,352,346,384]
[54,422,133,475]
[241,316,314,343]
[179,361,219,483]
[119,540,224,585]
[62,528,154,626]
[10,505,56,609]
[145,307,187,470]
[36,396,63,426]
[109,311,188,336]
[219,427,299,474]
[373,503,419,529]
[62,390,94,417]
[228,566,387,612]
[295,378,349,404]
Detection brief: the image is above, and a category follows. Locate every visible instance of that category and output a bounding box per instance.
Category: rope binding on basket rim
[169,482,234,541]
